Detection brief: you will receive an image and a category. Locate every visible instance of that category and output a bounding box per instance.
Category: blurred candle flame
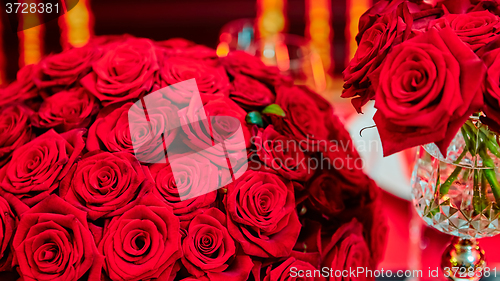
[19,1,44,67]
[257,0,286,39]
[59,0,93,49]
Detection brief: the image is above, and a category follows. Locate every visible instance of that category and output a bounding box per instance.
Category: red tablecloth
[380,190,500,281]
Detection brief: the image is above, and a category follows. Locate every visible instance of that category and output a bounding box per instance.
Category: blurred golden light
[59,0,92,49]
[310,51,326,91]
[257,0,286,38]
[19,4,44,67]
[348,0,371,60]
[306,0,331,91]
[275,41,289,71]
[216,41,230,57]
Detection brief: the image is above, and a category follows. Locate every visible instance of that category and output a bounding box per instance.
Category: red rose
[87,99,179,163]
[179,95,250,167]
[31,87,100,132]
[222,51,291,86]
[272,85,329,149]
[334,187,381,228]
[321,219,373,281]
[59,151,151,220]
[225,170,301,258]
[436,0,493,15]
[263,257,325,281]
[98,194,182,281]
[306,149,380,219]
[87,102,134,153]
[181,208,253,280]
[229,74,276,110]
[372,27,485,156]
[149,153,219,228]
[472,0,500,17]
[0,65,39,108]
[343,3,413,113]
[307,173,348,217]
[430,10,500,51]
[81,38,158,105]
[158,56,229,105]
[12,195,102,281]
[34,44,100,91]
[363,202,389,267]
[253,125,314,181]
[294,83,354,153]
[412,8,444,34]
[321,147,375,196]
[291,219,322,268]
[0,104,33,166]
[128,98,180,163]
[323,117,362,161]
[0,196,15,271]
[356,0,433,42]
[0,129,85,206]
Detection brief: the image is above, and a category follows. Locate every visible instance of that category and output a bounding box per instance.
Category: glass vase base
[441,238,486,281]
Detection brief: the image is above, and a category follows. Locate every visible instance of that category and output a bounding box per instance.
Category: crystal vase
[411,117,500,281]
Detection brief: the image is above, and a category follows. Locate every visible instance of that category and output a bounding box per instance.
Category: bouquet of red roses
[344,0,500,157]
[0,35,386,280]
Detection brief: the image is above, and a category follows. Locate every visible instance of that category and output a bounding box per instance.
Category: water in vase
[412,146,500,239]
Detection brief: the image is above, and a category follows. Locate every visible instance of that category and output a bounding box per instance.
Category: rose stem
[479,126,500,158]
[439,141,468,196]
[481,172,490,205]
[438,122,479,197]
[476,123,500,206]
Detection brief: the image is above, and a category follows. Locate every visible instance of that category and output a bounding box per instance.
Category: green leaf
[262,104,286,117]
[246,111,264,127]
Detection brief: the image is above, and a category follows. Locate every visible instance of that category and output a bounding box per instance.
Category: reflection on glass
[248,34,326,92]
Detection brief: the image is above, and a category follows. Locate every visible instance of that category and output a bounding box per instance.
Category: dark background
[1,0,355,82]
